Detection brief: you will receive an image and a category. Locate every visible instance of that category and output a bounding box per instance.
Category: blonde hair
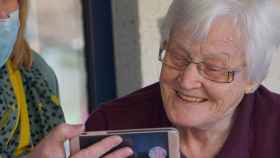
[12,0,32,68]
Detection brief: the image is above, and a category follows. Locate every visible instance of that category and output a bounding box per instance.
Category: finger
[104,147,134,158]
[71,135,123,158]
[51,123,85,142]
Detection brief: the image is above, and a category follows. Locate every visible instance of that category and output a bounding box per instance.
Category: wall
[112,0,172,96]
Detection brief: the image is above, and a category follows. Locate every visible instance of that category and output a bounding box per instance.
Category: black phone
[70,128,180,158]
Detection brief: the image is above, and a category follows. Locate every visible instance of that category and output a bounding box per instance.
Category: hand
[24,123,133,158]
[71,135,133,158]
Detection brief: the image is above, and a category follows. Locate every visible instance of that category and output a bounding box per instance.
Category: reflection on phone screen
[79,132,169,158]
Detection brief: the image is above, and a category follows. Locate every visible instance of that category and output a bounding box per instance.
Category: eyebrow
[201,51,231,61]
[168,41,192,57]
[170,41,232,61]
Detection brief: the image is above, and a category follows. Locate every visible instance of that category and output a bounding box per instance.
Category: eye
[202,54,229,67]
[203,63,225,72]
[170,53,189,66]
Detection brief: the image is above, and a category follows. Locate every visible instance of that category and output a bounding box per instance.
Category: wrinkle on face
[170,16,246,69]
[160,16,249,130]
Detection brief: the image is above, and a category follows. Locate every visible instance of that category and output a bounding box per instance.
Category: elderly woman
[1,0,130,158]
[86,0,280,157]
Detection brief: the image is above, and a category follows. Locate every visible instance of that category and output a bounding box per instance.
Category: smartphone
[70,127,180,158]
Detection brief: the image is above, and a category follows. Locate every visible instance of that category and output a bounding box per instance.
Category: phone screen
[79,131,169,158]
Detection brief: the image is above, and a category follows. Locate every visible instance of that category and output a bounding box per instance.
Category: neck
[179,113,236,158]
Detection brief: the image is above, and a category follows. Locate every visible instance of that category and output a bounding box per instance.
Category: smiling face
[160,17,252,130]
[0,0,18,19]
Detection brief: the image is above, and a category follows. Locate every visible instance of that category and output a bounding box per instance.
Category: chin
[163,101,216,129]
[171,111,206,128]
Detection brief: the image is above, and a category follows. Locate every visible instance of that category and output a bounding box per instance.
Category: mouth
[176,91,208,103]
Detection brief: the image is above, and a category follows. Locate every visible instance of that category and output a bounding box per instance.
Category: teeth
[177,92,205,102]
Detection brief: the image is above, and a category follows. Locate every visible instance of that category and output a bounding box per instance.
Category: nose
[177,63,203,90]
[0,0,19,19]
[0,11,9,19]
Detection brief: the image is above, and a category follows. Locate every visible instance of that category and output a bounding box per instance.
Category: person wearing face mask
[0,0,134,158]
[0,0,65,156]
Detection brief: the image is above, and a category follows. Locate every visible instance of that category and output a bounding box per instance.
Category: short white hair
[161,0,280,83]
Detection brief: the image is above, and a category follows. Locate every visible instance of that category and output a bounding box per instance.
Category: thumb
[50,123,85,143]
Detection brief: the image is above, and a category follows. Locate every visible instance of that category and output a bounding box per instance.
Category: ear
[161,40,168,49]
[244,80,259,94]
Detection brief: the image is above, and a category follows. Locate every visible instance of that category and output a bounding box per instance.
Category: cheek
[205,82,245,115]
[159,67,180,97]
[160,66,179,82]
[159,67,180,113]
[160,68,174,100]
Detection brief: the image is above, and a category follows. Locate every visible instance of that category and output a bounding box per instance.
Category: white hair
[160,0,280,83]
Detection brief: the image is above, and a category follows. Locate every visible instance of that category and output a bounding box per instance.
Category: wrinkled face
[0,0,18,19]
[160,17,252,129]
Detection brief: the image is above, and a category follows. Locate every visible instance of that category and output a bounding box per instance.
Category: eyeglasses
[158,48,243,83]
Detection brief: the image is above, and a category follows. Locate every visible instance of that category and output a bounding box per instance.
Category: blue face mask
[0,9,20,68]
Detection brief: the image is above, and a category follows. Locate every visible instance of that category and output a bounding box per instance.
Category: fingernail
[74,123,84,128]
[111,135,123,143]
[71,124,85,132]
[125,147,134,155]
[80,124,85,131]
[108,135,123,148]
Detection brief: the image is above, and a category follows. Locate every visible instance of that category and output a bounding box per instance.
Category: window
[26,0,87,123]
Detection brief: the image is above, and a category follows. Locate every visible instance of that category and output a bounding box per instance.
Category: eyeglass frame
[158,47,244,83]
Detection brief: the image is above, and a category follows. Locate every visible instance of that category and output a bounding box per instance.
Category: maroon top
[86,82,280,158]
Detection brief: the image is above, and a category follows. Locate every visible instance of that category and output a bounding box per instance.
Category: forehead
[206,17,245,54]
[169,17,246,65]
[0,0,18,12]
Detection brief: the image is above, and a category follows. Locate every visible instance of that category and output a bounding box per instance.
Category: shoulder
[30,51,59,95]
[250,85,280,155]
[31,51,56,79]
[101,83,161,109]
[252,86,280,138]
[254,85,280,116]
[86,83,168,131]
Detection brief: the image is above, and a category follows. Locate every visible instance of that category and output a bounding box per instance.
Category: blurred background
[26,0,280,124]
[26,0,87,123]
